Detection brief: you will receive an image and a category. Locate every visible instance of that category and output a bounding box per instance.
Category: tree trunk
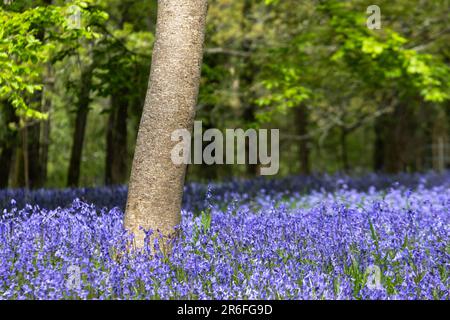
[384,102,414,173]
[26,93,43,189]
[105,92,129,185]
[124,0,208,249]
[197,119,219,180]
[241,0,259,177]
[39,64,53,187]
[67,66,93,187]
[373,100,417,174]
[0,101,19,189]
[104,4,130,186]
[340,128,349,172]
[373,113,387,172]
[22,126,31,189]
[0,144,15,189]
[40,109,51,186]
[25,0,52,189]
[295,105,310,175]
[12,142,25,188]
[243,105,260,176]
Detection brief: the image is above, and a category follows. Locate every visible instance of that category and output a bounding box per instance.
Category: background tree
[1,0,448,191]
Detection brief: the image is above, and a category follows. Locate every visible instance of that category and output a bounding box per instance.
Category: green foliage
[0,1,109,119]
[256,0,449,126]
[1,0,449,187]
[93,22,153,99]
[326,0,449,103]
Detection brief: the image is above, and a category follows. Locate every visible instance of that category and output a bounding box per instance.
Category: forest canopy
[0,0,449,188]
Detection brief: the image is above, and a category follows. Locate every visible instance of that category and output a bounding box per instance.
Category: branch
[408,28,450,52]
[204,47,252,57]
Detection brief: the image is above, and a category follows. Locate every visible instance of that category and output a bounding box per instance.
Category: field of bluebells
[0,173,449,300]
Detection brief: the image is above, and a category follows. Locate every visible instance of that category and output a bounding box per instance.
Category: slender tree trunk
[40,111,50,185]
[104,8,130,186]
[0,102,19,189]
[241,0,260,177]
[295,105,310,175]
[373,113,387,172]
[243,105,259,176]
[67,66,93,187]
[432,108,448,172]
[125,0,208,249]
[27,94,43,188]
[384,102,413,173]
[39,64,53,187]
[197,119,220,180]
[105,92,129,185]
[0,144,15,189]
[12,143,25,188]
[25,0,52,188]
[22,126,30,189]
[340,128,349,172]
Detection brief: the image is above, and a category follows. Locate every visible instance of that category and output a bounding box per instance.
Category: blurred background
[0,0,449,189]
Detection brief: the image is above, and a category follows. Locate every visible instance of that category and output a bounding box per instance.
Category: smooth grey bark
[124,0,208,249]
